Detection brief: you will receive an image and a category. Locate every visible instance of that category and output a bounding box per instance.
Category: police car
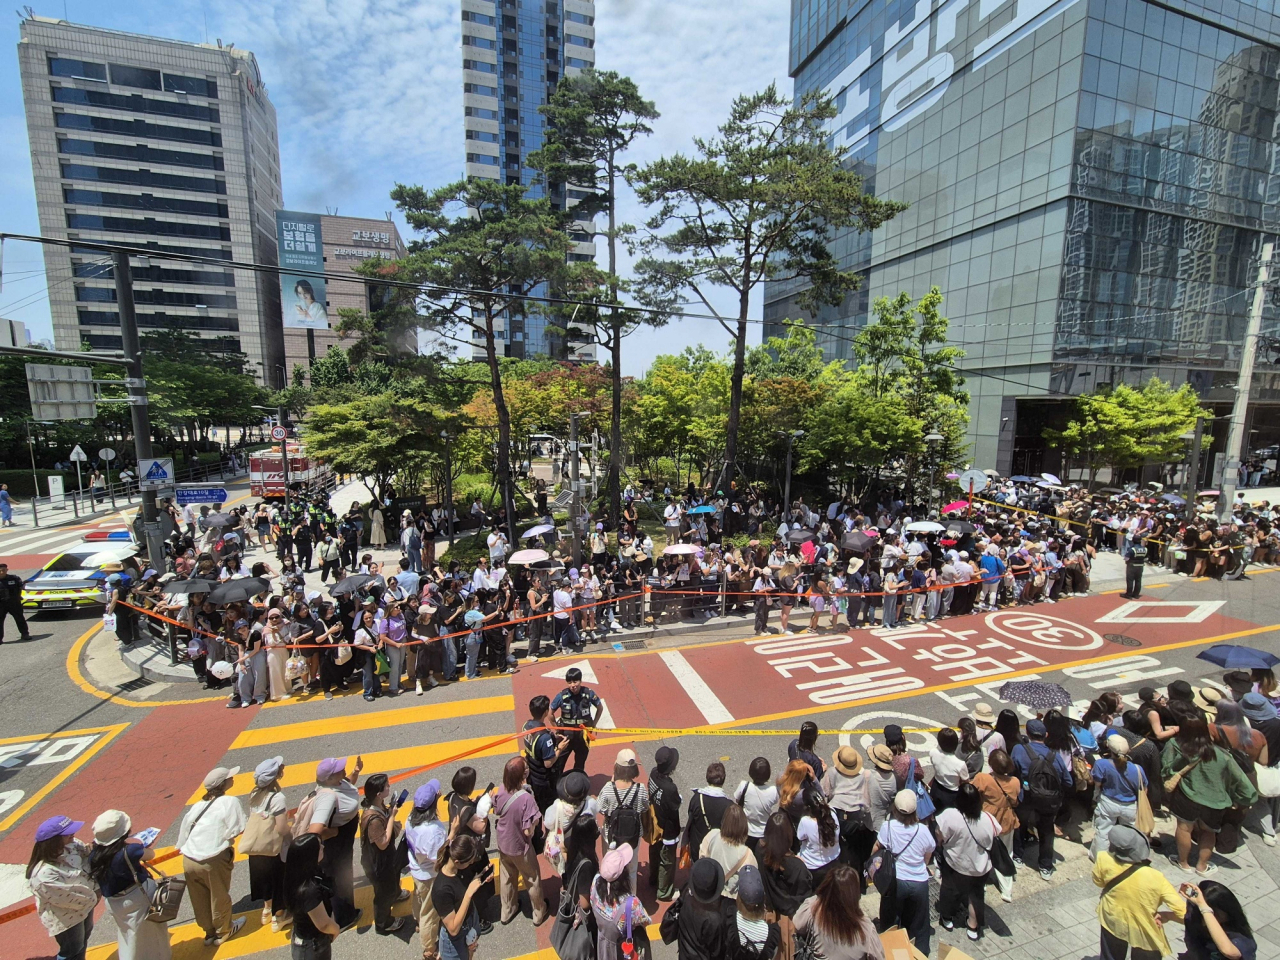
[23,543,141,610]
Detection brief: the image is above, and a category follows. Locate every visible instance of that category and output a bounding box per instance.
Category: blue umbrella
[1196,644,1280,670]
[1010,475,1037,483]
[1159,493,1186,506]
[688,505,716,514]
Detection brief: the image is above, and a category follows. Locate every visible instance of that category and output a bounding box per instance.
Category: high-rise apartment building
[769,0,1280,477]
[17,15,286,384]
[461,0,597,362]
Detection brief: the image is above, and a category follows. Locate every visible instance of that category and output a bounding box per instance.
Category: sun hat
[893,789,917,815]
[689,858,725,904]
[254,757,284,788]
[1105,734,1130,757]
[1241,692,1278,723]
[600,843,634,881]
[414,779,442,808]
[654,746,680,774]
[1194,685,1225,710]
[832,746,863,777]
[1108,824,1151,864]
[92,809,131,845]
[35,815,85,842]
[972,703,997,725]
[203,766,240,790]
[558,770,590,803]
[883,724,905,746]
[315,757,348,784]
[869,744,895,770]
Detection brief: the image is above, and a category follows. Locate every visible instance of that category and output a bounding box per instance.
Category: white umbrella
[662,543,700,555]
[905,520,945,533]
[508,548,550,565]
[521,523,555,539]
[1041,472,1062,485]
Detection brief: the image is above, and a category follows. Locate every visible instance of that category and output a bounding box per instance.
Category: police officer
[0,563,31,643]
[103,571,136,645]
[550,667,603,773]
[521,695,570,840]
[1123,537,1147,599]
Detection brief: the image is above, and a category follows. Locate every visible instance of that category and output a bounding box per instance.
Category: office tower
[277,212,408,375]
[18,15,286,384]
[769,0,1280,475]
[462,0,597,361]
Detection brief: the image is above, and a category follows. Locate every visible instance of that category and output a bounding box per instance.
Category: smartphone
[483,782,495,795]
[394,788,409,809]
[479,861,495,881]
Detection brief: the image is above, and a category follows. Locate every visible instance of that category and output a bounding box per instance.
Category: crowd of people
[26,664,1279,960]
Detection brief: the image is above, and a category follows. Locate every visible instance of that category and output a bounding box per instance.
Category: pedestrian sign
[176,485,228,505]
[138,458,174,488]
[69,444,87,462]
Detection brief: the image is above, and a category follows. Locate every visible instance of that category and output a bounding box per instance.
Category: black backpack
[1027,749,1064,809]
[605,783,643,847]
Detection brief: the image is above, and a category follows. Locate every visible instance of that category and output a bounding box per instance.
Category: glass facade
[769,0,1280,474]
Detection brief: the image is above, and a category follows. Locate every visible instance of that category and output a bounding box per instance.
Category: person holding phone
[1182,881,1257,960]
[360,774,410,934]
[87,810,172,960]
[432,835,490,960]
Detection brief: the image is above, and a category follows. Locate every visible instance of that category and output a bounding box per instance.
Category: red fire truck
[249,442,335,500]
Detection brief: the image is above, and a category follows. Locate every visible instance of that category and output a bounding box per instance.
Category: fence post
[720,568,728,619]
[31,494,40,527]
[109,481,117,512]
[167,620,179,665]
[71,489,80,518]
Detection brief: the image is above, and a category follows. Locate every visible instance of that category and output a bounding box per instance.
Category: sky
[0,0,793,376]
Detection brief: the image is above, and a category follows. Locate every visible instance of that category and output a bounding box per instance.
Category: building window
[565,34,594,48]
[565,11,593,25]
[55,112,222,147]
[462,10,496,24]
[63,188,228,218]
[465,106,500,119]
[108,63,162,90]
[58,137,224,171]
[66,212,231,241]
[53,86,221,123]
[48,57,106,81]
[163,74,217,97]
[467,153,500,165]
[466,130,500,142]
[465,82,499,96]
[565,57,591,69]
[463,35,497,49]
[463,59,498,74]
[61,162,226,195]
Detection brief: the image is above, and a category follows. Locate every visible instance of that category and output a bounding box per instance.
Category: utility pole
[114,249,167,570]
[1218,239,1272,522]
[569,413,582,567]
[278,403,292,519]
[1184,416,1205,502]
[441,430,455,546]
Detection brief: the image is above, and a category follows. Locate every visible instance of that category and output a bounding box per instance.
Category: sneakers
[214,917,246,945]
[377,917,407,935]
[428,677,439,688]
[527,655,540,663]
[1264,834,1277,847]
[324,691,334,700]
[1039,868,1053,881]
[415,680,424,696]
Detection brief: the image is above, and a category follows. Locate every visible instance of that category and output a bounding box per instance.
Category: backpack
[605,783,643,848]
[290,787,332,839]
[1026,749,1064,809]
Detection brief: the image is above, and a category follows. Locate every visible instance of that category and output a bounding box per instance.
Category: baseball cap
[35,815,84,842]
[893,789,917,814]
[316,757,348,783]
[1138,686,1159,702]
[615,748,638,767]
[600,843,634,882]
[414,779,442,808]
[1026,718,1048,737]
[737,864,766,908]
[254,756,284,788]
[203,766,240,790]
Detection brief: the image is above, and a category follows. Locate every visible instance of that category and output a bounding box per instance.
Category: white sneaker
[1265,834,1277,847]
[428,677,439,688]
[415,680,423,696]
[528,655,540,663]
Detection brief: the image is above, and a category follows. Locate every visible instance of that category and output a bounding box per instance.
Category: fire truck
[249,442,335,500]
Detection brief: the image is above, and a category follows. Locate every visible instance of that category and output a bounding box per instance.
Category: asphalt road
[2,567,1280,960]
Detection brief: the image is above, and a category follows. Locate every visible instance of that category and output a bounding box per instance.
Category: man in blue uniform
[550,667,603,773]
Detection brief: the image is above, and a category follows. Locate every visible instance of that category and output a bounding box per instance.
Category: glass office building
[461,0,597,362]
[768,0,1280,477]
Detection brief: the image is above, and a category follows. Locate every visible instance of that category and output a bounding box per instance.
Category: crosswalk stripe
[188,734,518,803]
[229,695,515,749]
[0,527,96,554]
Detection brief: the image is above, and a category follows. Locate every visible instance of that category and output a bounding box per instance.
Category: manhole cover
[619,640,647,651]
[1104,633,1142,647]
[116,676,154,692]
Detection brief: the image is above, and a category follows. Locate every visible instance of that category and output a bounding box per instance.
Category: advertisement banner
[276,210,329,329]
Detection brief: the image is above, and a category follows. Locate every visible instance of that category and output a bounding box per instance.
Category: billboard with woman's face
[276,210,329,329]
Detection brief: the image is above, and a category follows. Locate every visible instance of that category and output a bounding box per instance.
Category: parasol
[841,531,873,552]
[164,578,219,595]
[998,679,1072,709]
[208,577,272,605]
[1041,472,1062,485]
[688,505,716,515]
[905,521,946,533]
[663,544,700,556]
[941,500,970,514]
[945,521,976,535]
[328,574,374,597]
[787,528,817,543]
[521,523,556,539]
[1195,644,1280,671]
[508,548,551,565]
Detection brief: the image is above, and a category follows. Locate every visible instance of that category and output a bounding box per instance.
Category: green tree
[530,68,660,521]
[744,321,832,383]
[378,178,580,527]
[1047,377,1209,488]
[630,84,906,492]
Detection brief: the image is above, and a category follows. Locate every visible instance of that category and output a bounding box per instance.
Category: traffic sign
[69,444,87,462]
[957,469,989,494]
[138,458,174,488]
[98,448,116,461]
[271,426,287,441]
[175,485,228,506]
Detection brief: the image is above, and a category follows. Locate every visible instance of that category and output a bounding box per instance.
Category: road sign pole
[114,250,167,570]
[74,459,83,509]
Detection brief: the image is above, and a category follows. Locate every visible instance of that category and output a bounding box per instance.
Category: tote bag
[550,860,594,960]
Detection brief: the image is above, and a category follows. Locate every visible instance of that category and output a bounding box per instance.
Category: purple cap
[35,815,84,842]
[315,757,348,783]
[414,779,442,808]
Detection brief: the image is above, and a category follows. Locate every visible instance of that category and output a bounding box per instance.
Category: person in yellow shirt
[1092,824,1186,959]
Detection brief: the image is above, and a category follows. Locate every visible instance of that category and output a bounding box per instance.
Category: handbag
[374,650,390,675]
[334,642,352,665]
[905,764,935,820]
[1257,763,1280,798]
[1163,755,1202,796]
[239,789,284,857]
[124,845,186,924]
[550,859,594,960]
[1134,769,1155,836]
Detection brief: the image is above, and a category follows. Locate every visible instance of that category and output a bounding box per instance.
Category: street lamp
[776,429,805,516]
[440,429,455,546]
[924,433,944,515]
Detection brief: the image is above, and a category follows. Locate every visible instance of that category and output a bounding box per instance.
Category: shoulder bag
[125,838,193,925]
[550,858,594,960]
[1130,767,1155,836]
[240,789,284,857]
[1163,754,1203,797]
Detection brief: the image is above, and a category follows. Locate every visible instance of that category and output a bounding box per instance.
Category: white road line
[658,650,735,725]
[0,529,93,555]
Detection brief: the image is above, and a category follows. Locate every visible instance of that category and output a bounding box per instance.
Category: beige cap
[615,748,638,767]
[893,789,917,815]
[203,766,240,790]
[92,809,132,845]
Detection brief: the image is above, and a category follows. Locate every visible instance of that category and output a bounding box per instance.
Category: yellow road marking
[0,722,130,832]
[0,723,130,747]
[232,695,515,748]
[188,734,517,803]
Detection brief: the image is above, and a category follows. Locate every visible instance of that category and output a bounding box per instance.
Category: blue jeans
[882,594,899,628]
[438,630,457,680]
[464,630,482,679]
[439,905,479,960]
[55,914,94,960]
[361,650,381,697]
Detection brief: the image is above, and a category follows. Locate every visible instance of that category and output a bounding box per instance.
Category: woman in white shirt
[26,815,98,960]
[734,757,780,852]
[929,727,971,813]
[241,757,291,932]
[796,790,842,888]
[871,790,936,955]
[178,766,247,944]
[935,783,1001,942]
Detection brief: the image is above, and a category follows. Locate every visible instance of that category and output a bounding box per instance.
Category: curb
[119,641,197,683]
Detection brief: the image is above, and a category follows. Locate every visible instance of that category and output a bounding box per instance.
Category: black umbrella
[787,528,816,543]
[945,521,976,535]
[329,574,374,598]
[998,679,1072,710]
[165,578,219,595]
[204,513,236,528]
[208,577,272,605]
[841,531,873,552]
[529,558,564,571]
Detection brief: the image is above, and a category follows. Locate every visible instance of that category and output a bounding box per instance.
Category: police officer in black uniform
[550,667,603,773]
[0,562,31,643]
[1123,537,1148,599]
